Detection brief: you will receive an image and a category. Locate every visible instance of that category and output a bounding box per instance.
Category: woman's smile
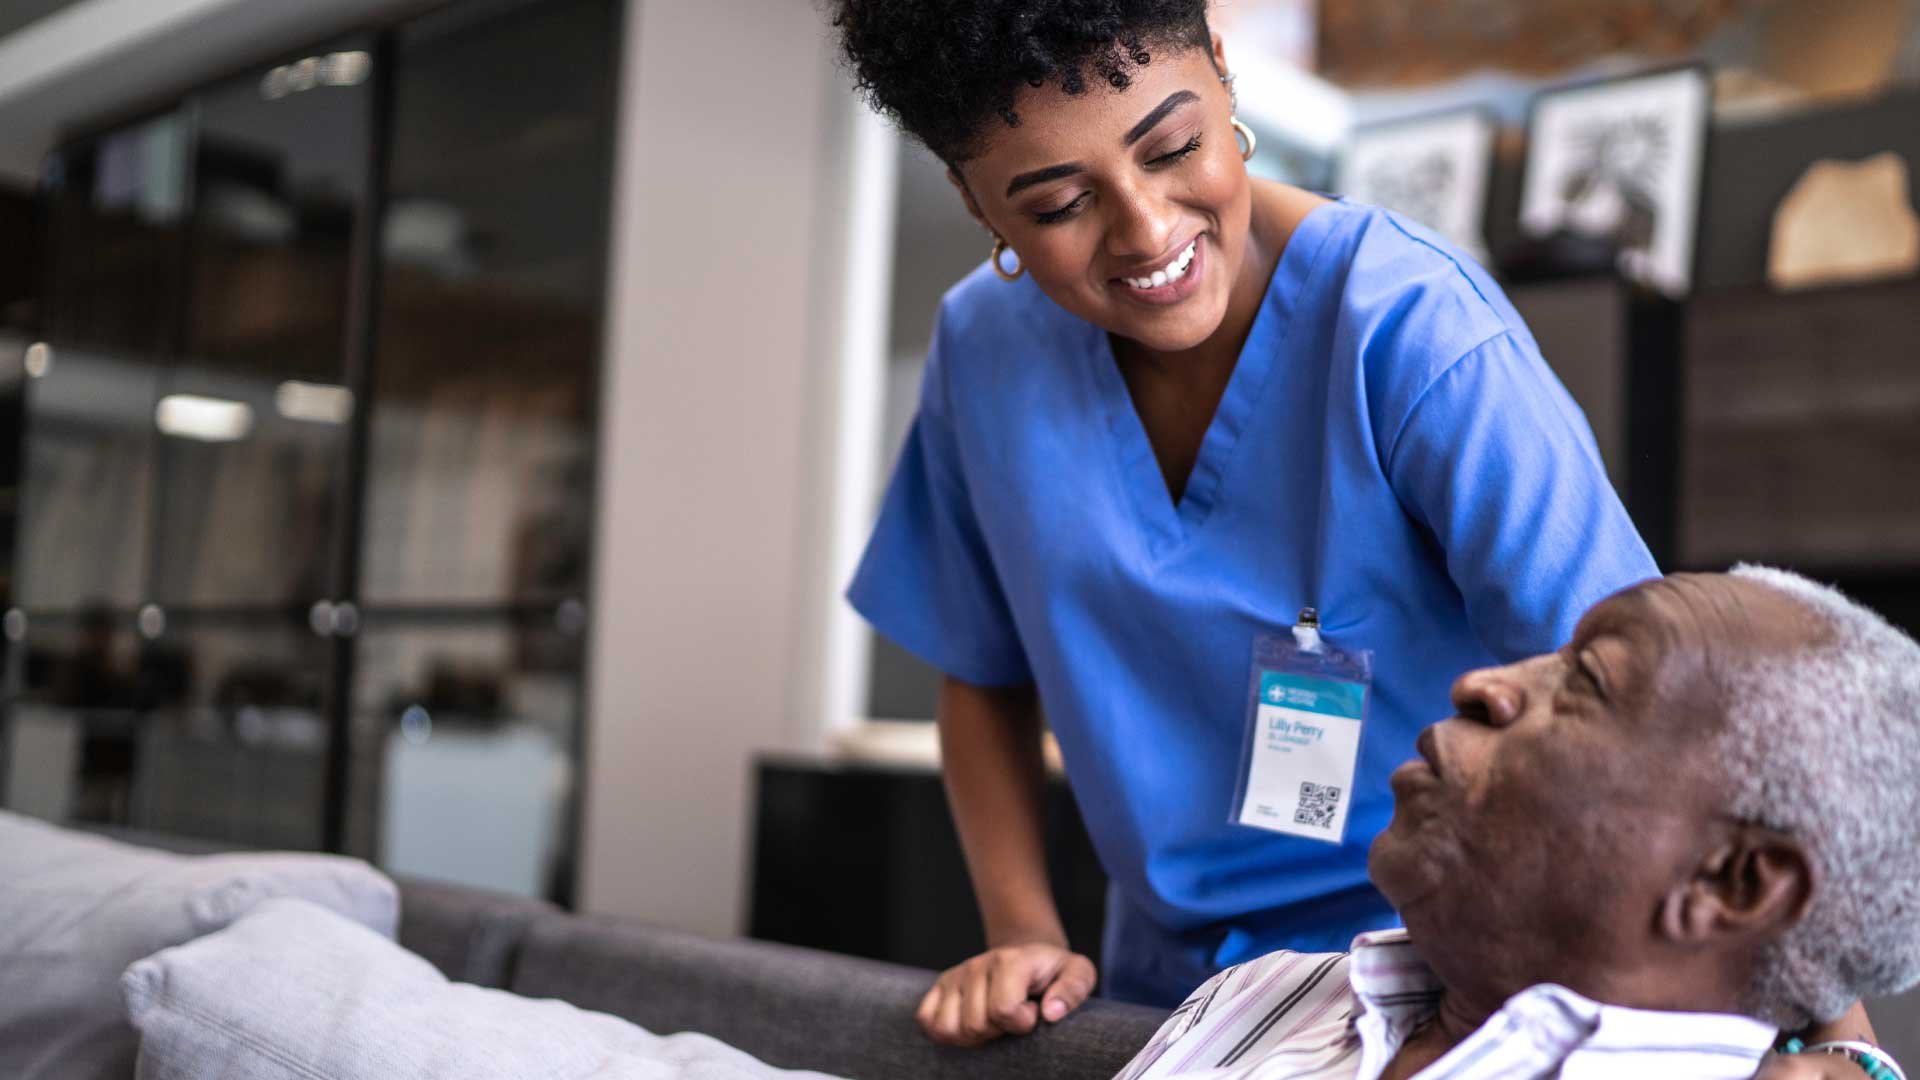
[1111,233,1206,306]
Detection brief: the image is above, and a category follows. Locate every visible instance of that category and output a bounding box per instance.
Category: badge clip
[1291,606,1323,654]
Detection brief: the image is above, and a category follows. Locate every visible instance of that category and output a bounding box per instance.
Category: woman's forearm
[937,676,1065,947]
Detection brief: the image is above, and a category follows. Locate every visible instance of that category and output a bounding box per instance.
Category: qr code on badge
[1295,782,1342,829]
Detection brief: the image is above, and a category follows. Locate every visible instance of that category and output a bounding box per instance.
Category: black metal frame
[0,0,621,906]
[1621,291,1685,568]
[320,30,393,855]
[0,183,41,810]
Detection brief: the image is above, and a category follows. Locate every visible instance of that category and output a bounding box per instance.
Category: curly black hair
[831,0,1213,164]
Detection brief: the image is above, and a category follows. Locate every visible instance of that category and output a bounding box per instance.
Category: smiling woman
[1002,59,1269,359]
[832,0,1659,1049]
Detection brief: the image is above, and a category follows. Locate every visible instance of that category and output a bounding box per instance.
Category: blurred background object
[1516,66,1712,298]
[0,1,1916,1045]
[1318,0,1744,84]
[0,0,614,906]
[1336,109,1496,260]
[1768,152,1920,290]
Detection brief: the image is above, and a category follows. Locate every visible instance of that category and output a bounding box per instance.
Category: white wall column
[786,99,898,750]
[582,0,880,935]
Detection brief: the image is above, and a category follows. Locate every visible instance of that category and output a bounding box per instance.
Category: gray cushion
[123,898,845,1079]
[0,810,397,1080]
[397,877,557,988]
[509,911,1167,1080]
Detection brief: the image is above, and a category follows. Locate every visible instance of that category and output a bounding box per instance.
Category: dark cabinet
[1679,280,1920,571]
[749,756,1111,972]
[1508,270,1920,634]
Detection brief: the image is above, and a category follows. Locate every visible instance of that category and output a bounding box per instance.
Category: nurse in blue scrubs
[834,0,1657,1044]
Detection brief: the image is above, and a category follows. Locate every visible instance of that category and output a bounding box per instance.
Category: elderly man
[1115,568,1919,1080]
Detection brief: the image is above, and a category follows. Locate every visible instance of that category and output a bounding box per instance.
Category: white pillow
[122,897,846,1079]
[0,811,397,1080]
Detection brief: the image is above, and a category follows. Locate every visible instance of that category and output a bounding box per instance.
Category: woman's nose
[1102,181,1177,260]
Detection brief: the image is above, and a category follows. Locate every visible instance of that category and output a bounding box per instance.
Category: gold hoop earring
[1231,117,1257,162]
[991,236,1024,281]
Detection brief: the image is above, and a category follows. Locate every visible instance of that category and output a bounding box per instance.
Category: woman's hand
[1753,1001,1879,1079]
[915,940,1097,1046]
[1753,1053,1867,1080]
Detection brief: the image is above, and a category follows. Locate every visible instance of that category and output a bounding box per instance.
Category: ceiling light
[275,380,354,424]
[155,394,253,442]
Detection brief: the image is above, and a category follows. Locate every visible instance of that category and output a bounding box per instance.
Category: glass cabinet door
[18,115,189,611]
[346,0,613,900]
[6,2,612,879]
[360,0,612,608]
[150,41,375,609]
[4,48,368,845]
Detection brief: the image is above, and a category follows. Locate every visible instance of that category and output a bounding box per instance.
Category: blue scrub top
[847,200,1658,1007]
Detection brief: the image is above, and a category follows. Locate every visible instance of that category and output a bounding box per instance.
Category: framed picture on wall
[1336,108,1496,261]
[1519,65,1713,298]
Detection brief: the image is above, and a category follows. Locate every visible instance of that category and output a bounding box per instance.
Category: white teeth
[1123,238,1198,291]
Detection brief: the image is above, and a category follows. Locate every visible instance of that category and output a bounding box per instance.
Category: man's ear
[947,167,993,236]
[1659,825,1814,946]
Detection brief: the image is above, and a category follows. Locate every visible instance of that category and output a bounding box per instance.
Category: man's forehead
[1569,580,1667,649]
[1575,575,1815,670]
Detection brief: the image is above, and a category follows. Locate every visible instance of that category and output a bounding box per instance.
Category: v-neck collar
[1085,199,1344,555]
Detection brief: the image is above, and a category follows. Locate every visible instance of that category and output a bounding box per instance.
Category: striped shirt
[1114,929,1779,1080]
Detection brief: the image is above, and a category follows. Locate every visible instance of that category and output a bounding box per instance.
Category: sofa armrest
[396,878,558,989]
[509,911,1166,1080]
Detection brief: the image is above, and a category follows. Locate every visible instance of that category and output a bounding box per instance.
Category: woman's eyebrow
[1003,90,1202,196]
[1123,90,1198,146]
[1005,161,1087,198]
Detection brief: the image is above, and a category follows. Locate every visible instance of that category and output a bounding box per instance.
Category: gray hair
[1718,565,1920,1027]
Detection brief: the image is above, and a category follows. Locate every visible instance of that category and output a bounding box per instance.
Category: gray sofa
[396,878,1167,1080]
[38,821,1920,1077]
[402,874,1920,1076]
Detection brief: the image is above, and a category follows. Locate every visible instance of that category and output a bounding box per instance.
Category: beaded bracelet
[1778,1036,1908,1080]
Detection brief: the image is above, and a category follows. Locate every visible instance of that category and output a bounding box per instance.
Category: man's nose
[1103,181,1177,259]
[1449,666,1525,727]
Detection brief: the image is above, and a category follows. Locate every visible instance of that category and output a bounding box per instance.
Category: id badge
[1230,609,1372,844]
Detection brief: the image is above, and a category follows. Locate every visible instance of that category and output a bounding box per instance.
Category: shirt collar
[1344,929,1778,1078]
[1348,928,1442,1014]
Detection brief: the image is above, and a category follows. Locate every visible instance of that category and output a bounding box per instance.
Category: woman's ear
[946,166,993,235]
[1211,31,1228,78]
[1659,825,1814,946]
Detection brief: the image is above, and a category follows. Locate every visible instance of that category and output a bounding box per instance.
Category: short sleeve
[1385,330,1660,661]
[846,317,1032,688]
